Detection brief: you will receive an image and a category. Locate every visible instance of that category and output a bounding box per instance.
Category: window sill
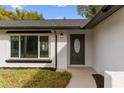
[6,59,52,63]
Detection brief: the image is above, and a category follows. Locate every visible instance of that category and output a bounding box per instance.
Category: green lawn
[0,68,71,88]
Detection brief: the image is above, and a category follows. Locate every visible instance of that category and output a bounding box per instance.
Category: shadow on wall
[57,39,67,69]
[48,35,67,68]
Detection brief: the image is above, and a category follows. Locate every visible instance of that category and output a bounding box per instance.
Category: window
[40,36,49,57]
[10,35,49,58]
[21,36,38,58]
[11,36,19,57]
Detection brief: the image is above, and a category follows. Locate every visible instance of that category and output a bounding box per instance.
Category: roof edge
[0,26,84,30]
[83,5,124,29]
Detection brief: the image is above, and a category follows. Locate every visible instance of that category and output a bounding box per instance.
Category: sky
[2,5,86,19]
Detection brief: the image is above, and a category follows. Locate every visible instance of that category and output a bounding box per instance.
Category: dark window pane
[11,36,19,57]
[21,36,38,58]
[40,36,49,57]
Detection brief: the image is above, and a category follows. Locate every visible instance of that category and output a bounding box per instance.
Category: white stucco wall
[0,29,93,69]
[93,7,124,75]
[57,31,67,69]
[104,71,124,88]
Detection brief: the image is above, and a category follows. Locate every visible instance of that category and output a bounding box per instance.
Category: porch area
[66,67,97,88]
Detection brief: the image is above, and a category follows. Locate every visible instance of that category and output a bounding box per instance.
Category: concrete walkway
[66,67,97,88]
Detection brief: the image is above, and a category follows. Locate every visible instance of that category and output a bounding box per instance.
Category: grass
[0,68,71,88]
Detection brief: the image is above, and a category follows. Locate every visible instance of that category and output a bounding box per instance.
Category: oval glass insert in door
[74,38,80,53]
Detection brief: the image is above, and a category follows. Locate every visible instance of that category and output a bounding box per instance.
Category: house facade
[0,5,124,75]
[0,20,92,69]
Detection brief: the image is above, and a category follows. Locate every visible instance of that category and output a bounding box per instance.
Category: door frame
[68,34,85,67]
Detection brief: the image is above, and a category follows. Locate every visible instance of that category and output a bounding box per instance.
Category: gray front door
[70,34,85,65]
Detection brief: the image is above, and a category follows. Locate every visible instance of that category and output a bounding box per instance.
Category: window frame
[39,34,50,59]
[10,34,50,59]
[10,35,20,58]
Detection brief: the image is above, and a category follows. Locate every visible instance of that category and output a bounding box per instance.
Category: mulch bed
[92,74,104,88]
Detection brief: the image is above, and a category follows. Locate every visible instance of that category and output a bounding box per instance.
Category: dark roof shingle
[0,19,89,29]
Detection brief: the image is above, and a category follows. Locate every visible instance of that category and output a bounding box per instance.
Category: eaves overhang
[83,5,124,29]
